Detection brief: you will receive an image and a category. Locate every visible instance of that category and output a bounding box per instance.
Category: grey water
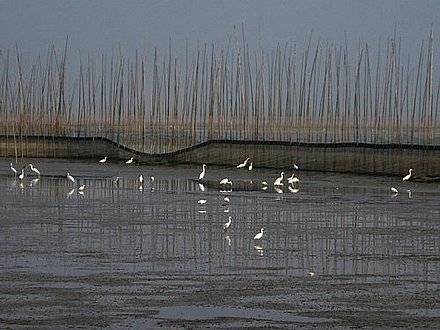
[1,158,440,327]
[1,158,439,281]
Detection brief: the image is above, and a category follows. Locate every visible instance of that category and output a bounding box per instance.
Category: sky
[1,0,439,64]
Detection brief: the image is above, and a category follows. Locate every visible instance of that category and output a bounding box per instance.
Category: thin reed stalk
[0,32,439,156]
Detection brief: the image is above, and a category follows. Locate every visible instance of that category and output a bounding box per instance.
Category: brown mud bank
[2,135,440,179]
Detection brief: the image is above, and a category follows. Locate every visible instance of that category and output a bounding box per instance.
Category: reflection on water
[0,159,439,284]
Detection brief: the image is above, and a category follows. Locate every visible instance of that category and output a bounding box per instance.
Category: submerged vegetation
[0,31,439,154]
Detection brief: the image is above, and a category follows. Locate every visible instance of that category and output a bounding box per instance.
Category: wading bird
[219,178,232,185]
[287,174,299,184]
[18,168,25,180]
[125,157,134,164]
[253,227,265,240]
[402,168,413,181]
[10,163,18,176]
[67,172,75,183]
[28,163,41,176]
[99,156,107,163]
[199,164,206,180]
[237,157,250,168]
[78,184,85,191]
[274,172,284,186]
[248,162,253,171]
[391,187,399,194]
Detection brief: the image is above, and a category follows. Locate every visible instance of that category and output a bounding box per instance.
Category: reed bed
[0,32,439,156]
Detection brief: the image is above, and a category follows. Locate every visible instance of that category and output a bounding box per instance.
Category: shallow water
[1,158,439,328]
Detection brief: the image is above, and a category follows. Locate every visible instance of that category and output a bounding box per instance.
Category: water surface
[0,159,439,328]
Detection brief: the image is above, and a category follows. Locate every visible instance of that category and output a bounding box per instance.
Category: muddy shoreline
[1,271,439,329]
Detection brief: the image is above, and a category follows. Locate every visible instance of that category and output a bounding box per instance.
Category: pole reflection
[0,167,439,285]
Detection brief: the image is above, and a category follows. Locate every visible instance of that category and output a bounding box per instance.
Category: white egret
[125,157,134,164]
[219,178,232,185]
[223,216,232,230]
[198,183,205,192]
[66,172,75,183]
[407,189,412,198]
[223,208,230,213]
[294,164,299,170]
[150,176,155,182]
[261,181,268,185]
[248,162,253,171]
[391,187,399,194]
[78,184,85,191]
[262,186,268,191]
[288,175,300,184]
[10,163,18,176]
[253,227,265,240]
[223,196,230,203]
[274,172,284,186]
[28,164,41,176]
[308,272,315,277]
[225,235,231,246]
[99,156,107,163]
[237,157,250,168]
[18,168,25,181]
[139,174,144,183]
[274,186,283,194]
[197,199,207,205]
[402,168,413,181]
[198,164,206,180]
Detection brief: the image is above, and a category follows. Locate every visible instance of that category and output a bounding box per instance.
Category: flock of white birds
[197,157,302,243]
[8,156,414,251]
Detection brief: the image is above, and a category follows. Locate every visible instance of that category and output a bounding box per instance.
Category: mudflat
[1,159,439,328]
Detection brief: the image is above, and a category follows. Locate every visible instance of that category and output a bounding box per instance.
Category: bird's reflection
[254,244,264,256]
[274,186,283,194]
[67,188,75,198]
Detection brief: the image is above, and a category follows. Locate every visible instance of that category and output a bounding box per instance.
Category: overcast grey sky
[1,0,439,64]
